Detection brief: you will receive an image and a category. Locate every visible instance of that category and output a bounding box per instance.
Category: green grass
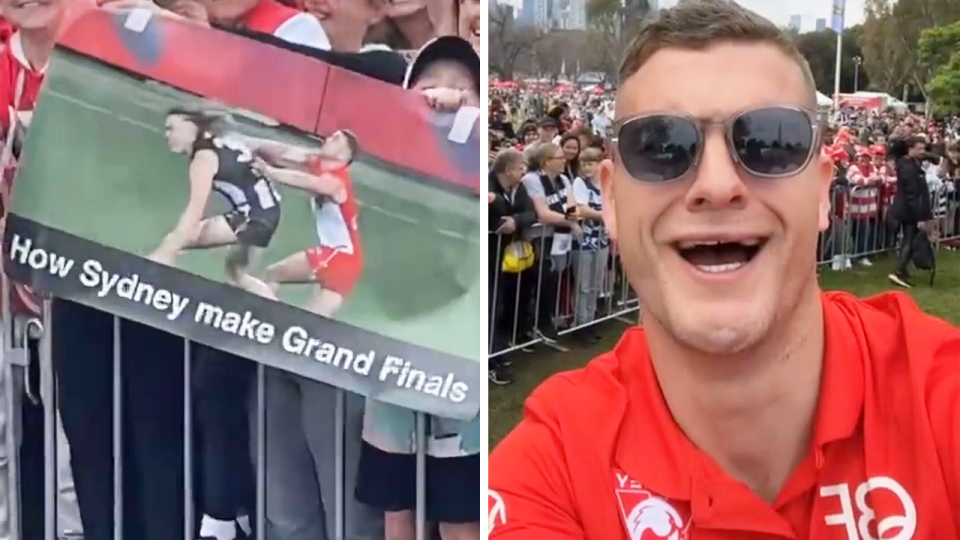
[488,250,960,448]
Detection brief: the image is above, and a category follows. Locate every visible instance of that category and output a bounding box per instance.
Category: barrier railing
[489,180,959,359]
[489,225,640,359]
[819,180,959,270]
[0,293,442,540]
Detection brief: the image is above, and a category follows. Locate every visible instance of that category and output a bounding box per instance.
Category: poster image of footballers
[4,9,483,413]
[145,103,367,316]
[148,104,364,318]
[149,107,280,300]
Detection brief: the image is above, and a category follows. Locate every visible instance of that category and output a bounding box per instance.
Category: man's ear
[816,148,834,233]
[599,158,617,244]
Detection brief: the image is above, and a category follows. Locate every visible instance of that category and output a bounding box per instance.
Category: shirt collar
[613,292,865,500]
[9,32,47,74]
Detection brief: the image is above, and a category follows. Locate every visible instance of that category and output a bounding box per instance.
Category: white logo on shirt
[820,476,916,540]
[625,499,686,540]
[488,490,507,534]
[615,472,689,540]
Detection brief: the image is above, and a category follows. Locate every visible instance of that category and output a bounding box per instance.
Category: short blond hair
[619,0,817,106]
[535,143,562,170]
[580,148,604,163]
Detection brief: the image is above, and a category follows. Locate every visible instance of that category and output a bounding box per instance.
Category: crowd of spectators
[488,86,623,385]
[488,84,960,386]
[0,0,482,539]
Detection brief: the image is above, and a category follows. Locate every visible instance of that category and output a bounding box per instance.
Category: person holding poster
[0,0,92,537]
[149,107,279,299]
[355,35,480,540]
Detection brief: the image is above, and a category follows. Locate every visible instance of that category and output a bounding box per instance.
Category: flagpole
[833,31,842,109]
[831,0,845,110]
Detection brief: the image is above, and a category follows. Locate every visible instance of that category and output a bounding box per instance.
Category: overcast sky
[657,0,868,32]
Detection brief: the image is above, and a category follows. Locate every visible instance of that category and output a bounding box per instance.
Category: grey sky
[657,0,867,32]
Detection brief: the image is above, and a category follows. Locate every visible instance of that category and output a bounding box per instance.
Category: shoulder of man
[489,334,641,537]
[825,291,958,508]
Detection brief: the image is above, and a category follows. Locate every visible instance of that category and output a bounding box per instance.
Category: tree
[586,0,651,82]
[920,21,960,115]
[860,0,911,95]
[859,0,960,102]
[489,4,544,80]
[795,27,870,95]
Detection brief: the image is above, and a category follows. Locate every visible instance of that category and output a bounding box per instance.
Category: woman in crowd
[559,132,580,182]
[520,143,582,343]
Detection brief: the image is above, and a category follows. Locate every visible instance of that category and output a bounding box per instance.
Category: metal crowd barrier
[0,292,435,540]
[489,180,959,358]
[817,181,960,270]
[488,225,640,358]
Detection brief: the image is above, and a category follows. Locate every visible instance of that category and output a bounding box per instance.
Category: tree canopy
[859,0,960,102]
[919,21,960,115]
[795,26,869,95]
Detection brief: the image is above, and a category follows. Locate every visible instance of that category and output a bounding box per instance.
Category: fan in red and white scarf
[0,0,94,316]
[846,147,877,186]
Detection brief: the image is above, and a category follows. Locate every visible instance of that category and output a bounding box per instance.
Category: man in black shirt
[488,149,536,385]
[889,137,933,288]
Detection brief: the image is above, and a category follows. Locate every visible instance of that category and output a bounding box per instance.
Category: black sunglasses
[612,106,821,183]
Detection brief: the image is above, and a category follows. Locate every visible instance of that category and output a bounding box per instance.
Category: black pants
[55,301,187,540]
[533,237,559,333]
[896,222,919,277]
[193,345,255,522]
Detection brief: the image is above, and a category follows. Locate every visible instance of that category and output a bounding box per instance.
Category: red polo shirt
[489,291,959,539]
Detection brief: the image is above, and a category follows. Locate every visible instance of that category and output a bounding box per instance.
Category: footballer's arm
[150,149,217,264]
[233,135,316,169]
[256,163,346,203]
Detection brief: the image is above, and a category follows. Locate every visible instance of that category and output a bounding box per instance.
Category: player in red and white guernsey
[244,129,362,316]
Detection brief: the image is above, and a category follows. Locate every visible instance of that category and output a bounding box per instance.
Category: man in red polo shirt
[488,1,959,539]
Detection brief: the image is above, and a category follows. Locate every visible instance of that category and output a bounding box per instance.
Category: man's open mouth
[674,238,768,274]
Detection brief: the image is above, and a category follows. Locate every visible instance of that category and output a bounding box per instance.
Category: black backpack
[910,230,937,285]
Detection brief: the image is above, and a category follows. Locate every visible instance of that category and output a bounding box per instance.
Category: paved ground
[489,250,960,448]
[15,52,483,361]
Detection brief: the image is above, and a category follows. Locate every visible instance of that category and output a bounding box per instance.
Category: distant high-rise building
[816,18,827,32]
[516,0,536,26]
[567,0,587,29]
[533,0,550,28]
[789,14,801,32]
[647,0,658,11]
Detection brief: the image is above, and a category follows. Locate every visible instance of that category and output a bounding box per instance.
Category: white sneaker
[199,515,237,540]
[860,258,873,267]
